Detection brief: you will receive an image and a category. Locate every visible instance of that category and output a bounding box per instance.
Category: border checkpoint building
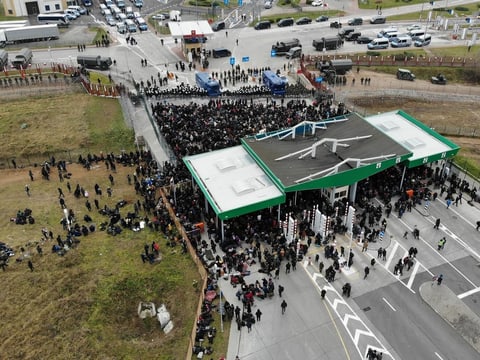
[183,110,460,240]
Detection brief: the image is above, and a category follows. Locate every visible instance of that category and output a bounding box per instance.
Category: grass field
[0,93,131,166]
[0,94,231,359]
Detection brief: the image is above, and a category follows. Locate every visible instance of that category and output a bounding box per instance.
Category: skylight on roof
[232,180,255,195]
[378,120,400,132]
[403,137,425,149]
[216,158,237,171]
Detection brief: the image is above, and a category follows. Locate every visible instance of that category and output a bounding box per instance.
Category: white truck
[0,24,59,48]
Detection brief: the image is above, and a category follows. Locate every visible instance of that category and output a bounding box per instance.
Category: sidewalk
[419,281,480,353]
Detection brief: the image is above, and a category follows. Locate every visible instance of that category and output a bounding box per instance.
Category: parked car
[330,21,342,28]
[254,21,272,30]
[345,32,361,41]
[311,0,324,6]
[347,17,363,26]
[397,68,415,81]
[407,24,422,31]
[296,17,312,25]
[264,1,272,9]
[431,74,447,85]
[356,36,373,44]
[106,16,116,26]
[152,13,168,20]
[316,15,329,22]
[278,18,294,27]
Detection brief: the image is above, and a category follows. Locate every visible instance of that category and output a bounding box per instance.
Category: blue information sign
[224,0,229,4]
[238,0,243,5]
[242,56,249,62]
[230,57,235,65]
[270,49,276,57]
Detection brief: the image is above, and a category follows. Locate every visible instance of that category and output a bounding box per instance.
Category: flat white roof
[167,20,213,38]
[365,110,453,161]
[184,146,284,219]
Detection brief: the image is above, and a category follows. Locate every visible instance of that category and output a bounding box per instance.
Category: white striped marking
[434,352,444,360]
[406,261,421,289]
[458,287,480,299]
[382,297,397,312]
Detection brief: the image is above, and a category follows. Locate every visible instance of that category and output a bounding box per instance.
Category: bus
[195,72,221,96]
[262,70,286,96]
[37,13,70,28]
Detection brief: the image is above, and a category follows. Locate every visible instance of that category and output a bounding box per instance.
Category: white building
[2,0,78,17]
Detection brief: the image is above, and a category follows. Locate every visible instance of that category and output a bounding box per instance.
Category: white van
[110,5,121,19]
[391,36,412,48]
[67,5,83,14]
[136,17,148,31]
[117,13,127,22]
[125,6,134,19]
[125,19,137,32]
[103,9,112,17]
[367,38,389,49]
[414,34,431,47]
[117,22,127,34]
[100,4,107,14]
[377,27,398,38]
[64,9,78,19]
[408,29,425,38]
[384,32,400,42]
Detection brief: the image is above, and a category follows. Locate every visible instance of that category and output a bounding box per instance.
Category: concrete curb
[419,282,480,353]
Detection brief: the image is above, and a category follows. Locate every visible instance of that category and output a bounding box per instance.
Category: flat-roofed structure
[183,110,460,225]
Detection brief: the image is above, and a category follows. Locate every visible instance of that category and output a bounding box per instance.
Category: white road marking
[385,241,399,269]
[457,287,480,299]
[303,264,395,360]
[382,297,397,312]
[434,351,444,360]
[406,260,421,289]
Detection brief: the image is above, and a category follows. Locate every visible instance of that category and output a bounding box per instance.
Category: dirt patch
[335,70,480,166]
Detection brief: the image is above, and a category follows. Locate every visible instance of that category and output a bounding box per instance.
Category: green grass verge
[255,10,343,25]
[454,155,480,179]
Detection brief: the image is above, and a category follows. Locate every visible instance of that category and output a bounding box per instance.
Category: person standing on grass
[28,260,34,272]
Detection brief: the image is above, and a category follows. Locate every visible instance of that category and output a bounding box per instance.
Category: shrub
[454,6,469,12]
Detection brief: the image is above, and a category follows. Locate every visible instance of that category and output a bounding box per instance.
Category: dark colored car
[278,18,294,27]
[356,36,373,44]
[348,17,363,26]
[296,17,312,25]
[316,15,329,22]
[330,21,342,28]
[254,21,271,30]
[212,21,225,31]
[345,32,361,41]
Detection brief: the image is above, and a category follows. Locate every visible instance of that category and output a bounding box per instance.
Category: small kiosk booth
[168,21,214,64]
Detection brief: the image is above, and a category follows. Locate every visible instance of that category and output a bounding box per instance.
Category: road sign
[270,49,276,57]
[238,0,243,5]
[230,57,235,65]
[224,0,229,4]
[242,56,249,62]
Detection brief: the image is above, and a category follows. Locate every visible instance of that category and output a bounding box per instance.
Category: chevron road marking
[303,262,395,360]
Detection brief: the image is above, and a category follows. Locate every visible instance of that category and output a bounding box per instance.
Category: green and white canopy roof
[364,110,460,168]
[183,146,285,220]
[183,110,459,221]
